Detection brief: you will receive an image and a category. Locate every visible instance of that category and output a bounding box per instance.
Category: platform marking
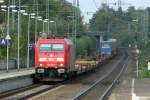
[132,79,150,100]
[132,79,139,100]
[132,79,134,94]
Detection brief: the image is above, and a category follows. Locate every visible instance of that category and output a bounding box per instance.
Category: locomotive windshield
[52,44,64,52]
[40,43,64,52]
[40,44,51,52]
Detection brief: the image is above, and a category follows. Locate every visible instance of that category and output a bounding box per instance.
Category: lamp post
[47,0,50,35]
[0,0,4,3]
[29,13,37,44]
[27,13,31,69]
[1,4,10,73]
[23,12,30,69]
[23,12,35,69]
[17,0,20,71]
[68,23,70,37]
[5,35,11,72]
[16,1,27,71]
[11,8,26,71]
[50,21,57,35]
[37,17,43,38]
[1,4,15,72]
[6,6,10,72]
[2,3,26,71]
[67,16,74,38]
[42,20,44,33]
[37,17,43,34]
[43,19,48,33]
[44,19,48,32]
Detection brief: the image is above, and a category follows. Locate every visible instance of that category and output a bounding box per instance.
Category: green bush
[76,35,98,58]
[138,49,150,78]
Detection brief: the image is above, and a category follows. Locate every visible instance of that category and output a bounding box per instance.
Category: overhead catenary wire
[92,0,99,9]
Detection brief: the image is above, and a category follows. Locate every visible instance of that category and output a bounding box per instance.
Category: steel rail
[0,83,42,99]
[0,82,64,100]
[20,83,62,100]
[73,50,128,100]
[99,55,129,100]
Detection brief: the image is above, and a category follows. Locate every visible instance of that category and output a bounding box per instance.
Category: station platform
[0,68,35,93]
[109,49,150,100]
[0,68,35,81]
[109,79,150,100]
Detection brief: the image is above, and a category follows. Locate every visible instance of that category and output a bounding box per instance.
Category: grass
[138,50,150,79]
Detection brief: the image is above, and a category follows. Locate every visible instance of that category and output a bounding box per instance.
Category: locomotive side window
[40,44,51,52]
[52,44,64,52]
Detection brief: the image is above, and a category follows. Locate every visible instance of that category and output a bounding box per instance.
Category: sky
[67,0,150,23]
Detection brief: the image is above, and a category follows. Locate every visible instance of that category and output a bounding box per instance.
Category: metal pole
[43,21,44,32]
[55,22,57,34]
[6,40,9,72]
[72,17,74,37]
[146,9,149,45]
[48,21,50,34]
[68,23,69,37]
[128,22,131,34]
[77,0,79,34]
[73,0,77,47]
[136,49,139,78]
[27,14,31,69]
[35,18,37,43]
[45,0,48,34]
[135,16,138,77]
[12,0,15,30]
[17,0,21,71]
[35,0,38,43]
[136,57,139,78]
[6,7,10,72]
[48,0,50,35]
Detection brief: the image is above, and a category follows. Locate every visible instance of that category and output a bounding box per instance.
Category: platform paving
[108,79,132,100]
[109,78,150,100]
[109,49,150,100]
[0,68,35,93]
[0,68,34,81]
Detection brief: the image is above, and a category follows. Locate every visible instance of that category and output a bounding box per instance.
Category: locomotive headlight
[40,64,43,67]
[60,64,64,67]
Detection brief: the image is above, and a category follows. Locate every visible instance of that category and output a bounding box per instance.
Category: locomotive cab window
[40,44,51,52]
[40,43,64,52]
[52,44,64,52]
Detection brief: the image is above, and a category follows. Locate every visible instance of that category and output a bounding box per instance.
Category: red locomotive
[34,38,76,81]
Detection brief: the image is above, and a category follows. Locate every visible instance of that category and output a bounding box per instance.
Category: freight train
[34,37,117,82]
[100,39,117,55]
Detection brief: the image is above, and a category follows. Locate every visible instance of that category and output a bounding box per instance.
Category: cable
[92,0,99,9]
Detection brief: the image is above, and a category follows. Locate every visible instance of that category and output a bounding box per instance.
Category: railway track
[28,49,126,100]
[0,82,63,100]
[0,49,127,100]
[73,49,128,100]
[0,83,42,99]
